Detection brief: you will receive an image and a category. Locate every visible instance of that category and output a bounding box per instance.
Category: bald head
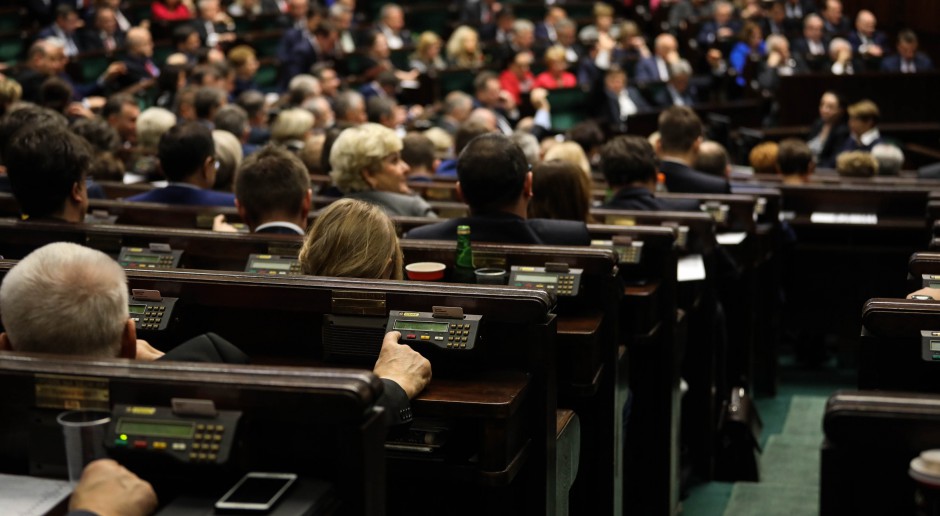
[127,27,153,57]
[654,33,677,57]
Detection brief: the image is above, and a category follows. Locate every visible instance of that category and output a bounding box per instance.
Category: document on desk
[716,232,747,245]
[810,212,878,225]
[0,474,72,516]
[677,254,706,282]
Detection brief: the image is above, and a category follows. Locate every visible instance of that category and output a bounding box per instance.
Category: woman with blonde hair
[533,45,577,90]
[329,123,437,218]
[299,198,404,280]
[445,26,484,69]
[543,141,592,177]
[271,108,314,152]
[410,31,447,75]
[529,160,594,223]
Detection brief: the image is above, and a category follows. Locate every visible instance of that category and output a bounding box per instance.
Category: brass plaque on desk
[35,374,110,410]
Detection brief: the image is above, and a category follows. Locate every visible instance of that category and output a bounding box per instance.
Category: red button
[406,334,416,339]
[133,440,147,449]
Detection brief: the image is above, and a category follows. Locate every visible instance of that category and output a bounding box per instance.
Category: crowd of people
[0,1,933,514]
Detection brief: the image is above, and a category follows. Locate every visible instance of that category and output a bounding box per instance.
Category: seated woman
[271,108,314,153]
[300,198,404,279]
[534,45,578,90]
[528,160,593,223]
[409,31,447,76]
[151,0,193,22]
[806,91,849,169]
[729,21,765,87]
[445,26,484,69]
[329,123,437,218]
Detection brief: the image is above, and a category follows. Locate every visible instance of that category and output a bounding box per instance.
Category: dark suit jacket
[652,84,697,108]
[696,20,741,48]
[603,187,701,212]
[840,134,883,154]
[404,212,591,246]
[632,56,668,85]
[78,29,126,53]
[791,37,831,72]
[534,22,556,44]
[807,119,849,168]
[597,87,651,133]
[659,159,730,194]
[126,185,236,207]
[880,53,935,73]
[276,28,320,89]
[161,332,413,427]
[111,54,159,93]
[847,31,888,53]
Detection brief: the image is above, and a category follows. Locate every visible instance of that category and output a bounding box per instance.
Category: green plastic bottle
[455,225,474,282]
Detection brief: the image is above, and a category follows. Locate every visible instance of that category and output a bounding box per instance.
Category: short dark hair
[102,93,136,120]
[214,104,249,138]
[600,135,658,186]
[457,133,528,212]
[0,107,67,164]
[70,117,120,153]
[473,71,499,95]
[235,145,311,225]
[237,90,265,120]
[172,24,198,47]
[55,3,75,20]
[39,77,73,113]
[366,96,394,124]
[567,121,605,154]
[158,122,215,181]
[658,106,702,154]
[898,29,918,45]
[5,124,91,218]
[776,138,814,175]
[401,133,436,170]
[454,120,490,155]
[194,87,225,119]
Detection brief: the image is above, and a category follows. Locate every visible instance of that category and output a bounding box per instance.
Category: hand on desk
[373,331,432,399]
[908,287,940,300]
[135,340,165,361]
[70,459,158,516]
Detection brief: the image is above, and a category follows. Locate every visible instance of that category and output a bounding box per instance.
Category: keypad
[446,323,468,349]
[124,255,174,269]
[186,424,225,463]
[134,305,166,330]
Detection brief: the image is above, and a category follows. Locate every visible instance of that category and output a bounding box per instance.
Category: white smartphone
[214,472,298,512]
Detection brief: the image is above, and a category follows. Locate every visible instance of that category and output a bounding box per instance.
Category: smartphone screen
[216,473,297,510]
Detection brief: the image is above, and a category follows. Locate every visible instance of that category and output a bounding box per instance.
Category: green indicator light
[120,434,128,440]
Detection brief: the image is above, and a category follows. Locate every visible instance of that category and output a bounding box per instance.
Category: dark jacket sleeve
[159,332,251,364]
[378,379,414,427]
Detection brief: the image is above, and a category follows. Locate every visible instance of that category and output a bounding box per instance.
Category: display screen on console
[393,321,450,332]
[514,274,559,283]
[117,419,194,438]
[251,260,292,270]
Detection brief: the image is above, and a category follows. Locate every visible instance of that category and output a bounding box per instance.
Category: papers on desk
[677,254,706,282]
[809,212,878,225]
[0,474,71,516]
[716,232,747,246]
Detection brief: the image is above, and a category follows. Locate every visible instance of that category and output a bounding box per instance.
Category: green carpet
[723,483,819,516]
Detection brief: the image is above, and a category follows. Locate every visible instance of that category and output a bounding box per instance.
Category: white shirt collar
[859,128,880,146]
[255,221,305,235]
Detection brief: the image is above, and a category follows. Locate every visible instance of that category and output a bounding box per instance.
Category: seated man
[840,99,881,153]
[656,106,731,194]
[0,242,431,425]
[600,135,700,211]
[405,133,591,245]
[776,138,815,185]
[4,123,90,223]
[127,122,237,206]
[694,140,731,178]
[234,146,312,235]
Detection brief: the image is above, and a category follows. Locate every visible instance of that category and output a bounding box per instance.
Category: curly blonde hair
[328,123,402,193]
[446,26,483,69]
[299,198,403,280]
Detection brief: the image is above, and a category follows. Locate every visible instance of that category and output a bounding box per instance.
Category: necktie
[145,60,159,78]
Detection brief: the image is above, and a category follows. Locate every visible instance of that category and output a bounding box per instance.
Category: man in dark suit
[194,0,237,48]
[0,241,431,428]
[634,33,679,86]
[600,135,700,211]
[790,14,830,72]
[127,122,236,207]
[840,99,882,153]
[596,65,650,133]
[653,59,698,107]
[110,27,160,94]
[233,146,312,235]
[695,1,739,49]
[656,106,731,194]
[37,4,82,57]
[534,6,565,45]
[405,134,591,245]
[376,3,410,51]
[276,18,338,91]
[819,0,849,39]
[881,29,935,73]
[847,10,886,58]
[78,6,125,54]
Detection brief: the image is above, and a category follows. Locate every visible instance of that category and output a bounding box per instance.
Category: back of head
[214,104,249,139]
[0,242,127,357]
[566,121,605,155]
[211,129,242,191]
[70,117,120,153]
[528,159,591,222]
[194,86,225,120]
[776,138,813,176]
[39,76,73,113]
[871,143,904,176]
[748,142,779,174]
[510,131,540,167]
[543,141,590,176]
[658,106,702,154]
[454,120,491,155]
[236,145,310,225]
[0,106,67,164]
[457,133,528,213]
[158,122,215,181]
[836,150,878,177]
[600,135,658,186]
[401,132,436,171]
[271,108,314,143]
[299,198,403,280]
[694,140,729,177]
[5,124,91,218]
[136,107,177,150]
